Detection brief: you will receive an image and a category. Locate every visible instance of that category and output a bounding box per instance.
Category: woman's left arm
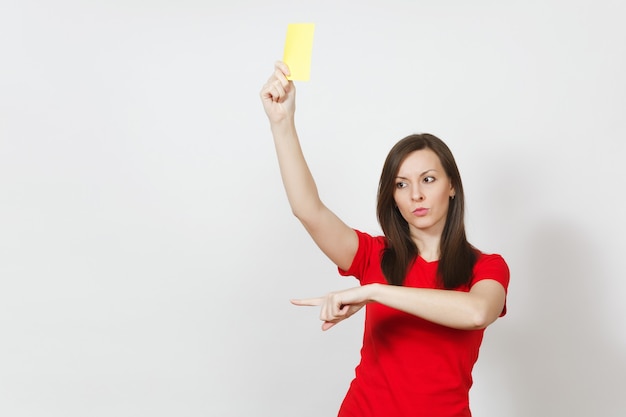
[292,281,506,331]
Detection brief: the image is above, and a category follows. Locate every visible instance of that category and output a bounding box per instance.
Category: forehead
[397,149,444,175]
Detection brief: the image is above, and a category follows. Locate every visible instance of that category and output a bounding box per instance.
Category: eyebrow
[396,169,438,179]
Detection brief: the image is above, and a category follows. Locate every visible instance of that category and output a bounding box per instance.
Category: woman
[260,61,509,417]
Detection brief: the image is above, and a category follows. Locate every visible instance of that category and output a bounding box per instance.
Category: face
[394,149,455,239]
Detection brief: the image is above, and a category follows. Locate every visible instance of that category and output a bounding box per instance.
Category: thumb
[321,321,336,331]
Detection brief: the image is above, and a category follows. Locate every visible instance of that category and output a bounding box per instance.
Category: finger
[261,84,284,104]
[260,85,275,102]
[274,60,291,77]
[320,304,346,324]
[321,321,336,331]
[326,303,348,320]
[264,70,288,92]
[338,303,350,316]
[322,303,364,325]
[273,68,290,88]
[290,297,324,306]
[272,79,287,98]
[330,295,350,318]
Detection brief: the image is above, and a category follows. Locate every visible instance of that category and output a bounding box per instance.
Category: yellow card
[283,23,315,81]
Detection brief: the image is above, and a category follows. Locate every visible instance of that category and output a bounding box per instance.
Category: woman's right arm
[260,61,358,271]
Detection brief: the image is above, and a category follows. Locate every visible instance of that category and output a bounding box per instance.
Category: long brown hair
[376,134,476,289]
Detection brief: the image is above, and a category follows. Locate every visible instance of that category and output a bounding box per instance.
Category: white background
[1,1,625,416]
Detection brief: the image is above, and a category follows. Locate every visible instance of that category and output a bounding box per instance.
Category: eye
[423,176,436,184]
[395,181,408,189]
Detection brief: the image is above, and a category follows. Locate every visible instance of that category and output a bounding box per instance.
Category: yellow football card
[283,23,315,81]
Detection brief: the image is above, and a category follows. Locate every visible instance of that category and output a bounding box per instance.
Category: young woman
[260,61,510,417]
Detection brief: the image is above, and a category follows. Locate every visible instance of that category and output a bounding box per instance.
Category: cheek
[392,192,404,209]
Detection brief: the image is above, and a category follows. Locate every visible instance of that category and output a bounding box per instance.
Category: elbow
[293,211,320,235]
[468,308,495,330]
[469,303,495,330]
[292,208,313,226]
[289,204,307,221]
[291,207,302,219]
[470,314,489,330]
[291,202,324,226]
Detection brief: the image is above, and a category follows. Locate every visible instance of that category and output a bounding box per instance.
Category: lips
[412,208,429,216]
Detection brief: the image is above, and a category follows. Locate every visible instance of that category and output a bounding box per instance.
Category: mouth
[412,208,429,216]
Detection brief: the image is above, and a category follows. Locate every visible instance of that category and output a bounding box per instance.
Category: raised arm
[260,62,358,271]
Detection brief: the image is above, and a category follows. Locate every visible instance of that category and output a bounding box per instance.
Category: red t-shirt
[337,230,510,417]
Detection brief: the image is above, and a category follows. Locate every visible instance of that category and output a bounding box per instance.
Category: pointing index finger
[290,297,323,306]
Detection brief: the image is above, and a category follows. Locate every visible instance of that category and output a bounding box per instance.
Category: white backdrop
[1,1,625,416]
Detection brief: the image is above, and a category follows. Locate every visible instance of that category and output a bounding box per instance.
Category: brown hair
[376,133,476,289]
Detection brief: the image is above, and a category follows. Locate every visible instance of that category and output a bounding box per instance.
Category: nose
[411,184,424,201]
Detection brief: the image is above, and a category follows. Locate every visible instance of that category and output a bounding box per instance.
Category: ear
[449,185,456,199]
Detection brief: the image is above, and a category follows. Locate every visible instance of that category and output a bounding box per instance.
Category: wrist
[270,117,296,133]
[366,283,383,303]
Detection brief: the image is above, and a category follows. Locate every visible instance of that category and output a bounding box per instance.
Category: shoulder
[471,251,510,290]
[353,229,388,251]
[475,252,508,269]
[338,229,387,279]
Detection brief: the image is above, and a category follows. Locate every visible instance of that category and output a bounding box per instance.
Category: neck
[410,231,441,262]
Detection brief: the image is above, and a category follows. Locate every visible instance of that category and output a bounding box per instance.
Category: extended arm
[292,279,506,331]
[260,62,358,270]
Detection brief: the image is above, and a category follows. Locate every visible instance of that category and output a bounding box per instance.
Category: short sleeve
[471,253,510,316]
[338,230,387,283]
